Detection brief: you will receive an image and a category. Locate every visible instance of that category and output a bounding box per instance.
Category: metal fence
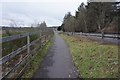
[0,29,53,79]
[65,32,120,39]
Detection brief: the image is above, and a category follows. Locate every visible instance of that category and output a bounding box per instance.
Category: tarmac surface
[32,32,79,78]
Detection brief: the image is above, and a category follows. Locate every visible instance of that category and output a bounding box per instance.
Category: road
[32,31,79,78]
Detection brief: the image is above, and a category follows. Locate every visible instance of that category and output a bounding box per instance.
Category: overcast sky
[0,0,87,27]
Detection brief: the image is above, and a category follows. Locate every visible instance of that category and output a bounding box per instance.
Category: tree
[62,12,76,32]
[61,2,119,33]
[87,2,118,32]
[63,12,72,20]
[75,2,88,32]
[57,26,62,31]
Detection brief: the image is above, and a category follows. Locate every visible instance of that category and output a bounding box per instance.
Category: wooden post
[27,34,30,54]
[40,31,42,48]
[27,34,30,69]
[101,31,104,39]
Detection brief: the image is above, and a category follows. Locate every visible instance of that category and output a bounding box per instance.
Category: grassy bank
[22,40,52,78]
[60,34,118,78]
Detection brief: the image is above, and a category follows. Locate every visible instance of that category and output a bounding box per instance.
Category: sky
[0,0,87,27]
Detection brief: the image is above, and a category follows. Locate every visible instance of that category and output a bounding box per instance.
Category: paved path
[32,32,78,78]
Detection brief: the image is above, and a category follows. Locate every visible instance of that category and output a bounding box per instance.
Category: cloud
[1,0,87,26]
[0,3,2,26]
[1,0,85,3]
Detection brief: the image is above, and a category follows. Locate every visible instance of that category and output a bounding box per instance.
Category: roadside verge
[60,34,118,78]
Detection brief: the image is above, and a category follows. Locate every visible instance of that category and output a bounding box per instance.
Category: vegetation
[2,33,40,57]
[2,21,50,57]
[2,27,35,37]
[1,21,54,78]
[22,40,52,78]
[59,2,120,33]
[2,21,49,37]
[61,34,118,78]
[2,37,27,56]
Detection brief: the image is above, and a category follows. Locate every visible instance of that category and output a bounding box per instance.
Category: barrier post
[27,34,30,54]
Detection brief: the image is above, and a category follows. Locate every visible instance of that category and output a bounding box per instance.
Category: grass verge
[22,40,52,78]
[60,34,118,78]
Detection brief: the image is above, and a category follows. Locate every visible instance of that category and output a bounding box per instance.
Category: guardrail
[65,32,120,39]
[0,29,53,79]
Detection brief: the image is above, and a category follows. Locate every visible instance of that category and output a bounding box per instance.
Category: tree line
[58,2,120,33]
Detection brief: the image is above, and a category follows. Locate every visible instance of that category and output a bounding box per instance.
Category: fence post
[27,34,30,54]
[101,32,104,39]
[40,31,42,48]
[26,34,31,71]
